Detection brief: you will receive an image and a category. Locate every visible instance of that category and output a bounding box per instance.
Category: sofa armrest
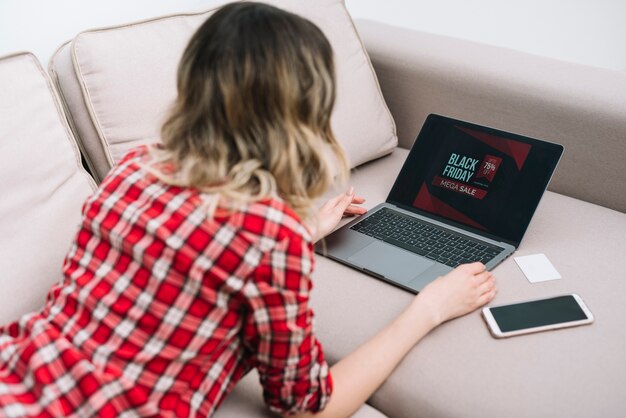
[356,20,626,213]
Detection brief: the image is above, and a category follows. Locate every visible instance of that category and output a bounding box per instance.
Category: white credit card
[514,253,561,283]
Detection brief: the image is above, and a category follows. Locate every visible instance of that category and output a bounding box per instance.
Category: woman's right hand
[306,262,496,418]
[414,262,497,327]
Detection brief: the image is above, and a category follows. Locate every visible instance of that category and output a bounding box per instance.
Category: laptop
[318,114,563,293]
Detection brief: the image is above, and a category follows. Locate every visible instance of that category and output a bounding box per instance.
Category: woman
[0,2,496,417]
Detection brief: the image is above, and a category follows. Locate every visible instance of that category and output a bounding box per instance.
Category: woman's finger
[344,205,367,214]
[333,189,355,216]
[478,288,497,306]
[351,196,366,204]
[472,271,492,286]
[459,262,486,275]
[477,276,496,295]
[320,188,355,212]
[324,192,347,209]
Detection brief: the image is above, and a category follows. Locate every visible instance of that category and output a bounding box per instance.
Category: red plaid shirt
[0,146,332,417]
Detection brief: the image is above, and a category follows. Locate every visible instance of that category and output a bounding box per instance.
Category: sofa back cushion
[0,52,95,324]
[356,20,626,213]
[49,0,397,182]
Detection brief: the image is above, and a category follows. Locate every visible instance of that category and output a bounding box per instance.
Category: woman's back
[0,145,331,417]
[0,3,496,416]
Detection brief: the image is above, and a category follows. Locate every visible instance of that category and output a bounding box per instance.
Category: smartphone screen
[489,295,589,332]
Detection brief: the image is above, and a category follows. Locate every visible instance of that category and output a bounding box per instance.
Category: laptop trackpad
[348,241,435,284]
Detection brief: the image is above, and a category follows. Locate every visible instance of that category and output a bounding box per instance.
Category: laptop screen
[387,114,563,246]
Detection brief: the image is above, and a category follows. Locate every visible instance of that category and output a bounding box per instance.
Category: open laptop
[319,114,563,293]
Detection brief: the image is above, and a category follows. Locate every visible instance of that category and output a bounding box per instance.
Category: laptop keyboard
[349,208,504,268]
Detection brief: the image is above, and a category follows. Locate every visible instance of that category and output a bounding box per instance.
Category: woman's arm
[281,190,497,417]
[293,262,496,418]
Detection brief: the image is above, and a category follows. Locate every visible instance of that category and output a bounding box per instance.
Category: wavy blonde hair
[148,2,348,221]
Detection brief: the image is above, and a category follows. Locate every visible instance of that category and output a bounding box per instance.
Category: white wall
[1,0,625,71]
[346,0,626,71]
[0,0,223,65]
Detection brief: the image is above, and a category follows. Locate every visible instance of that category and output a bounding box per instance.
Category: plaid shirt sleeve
[242,229,333,415]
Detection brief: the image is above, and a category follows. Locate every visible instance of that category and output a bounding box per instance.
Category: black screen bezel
[386,114,564,247]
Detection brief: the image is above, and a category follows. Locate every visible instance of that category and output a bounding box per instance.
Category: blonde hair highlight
[146,2,348,221]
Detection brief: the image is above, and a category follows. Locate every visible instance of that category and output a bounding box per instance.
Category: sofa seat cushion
[310,148,626,417]
[0,53,95,324]
[49,0,397,181]
[216,369,388,418]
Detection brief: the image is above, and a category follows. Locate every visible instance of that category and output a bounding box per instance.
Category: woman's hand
[413,262,497,327]
[311,187,367,242]
[292,264,494,418]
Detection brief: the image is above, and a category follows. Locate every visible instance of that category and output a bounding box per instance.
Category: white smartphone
[482,294,594,338]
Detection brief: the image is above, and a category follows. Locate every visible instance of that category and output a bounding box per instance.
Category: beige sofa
[2,1,626,417]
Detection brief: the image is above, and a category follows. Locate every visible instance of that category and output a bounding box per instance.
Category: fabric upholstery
[49,0,397,182]
[310,148,626,418]
[48,41,104,178]
[355,20,626,214]
[0,52,95,324]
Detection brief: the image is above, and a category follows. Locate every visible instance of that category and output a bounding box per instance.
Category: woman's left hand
[311,187,367,242]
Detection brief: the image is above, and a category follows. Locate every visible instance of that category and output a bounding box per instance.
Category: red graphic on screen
[476,155,502,182]
[456,126,531,171]
[432,176,488,199]
[413,182,487,230]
